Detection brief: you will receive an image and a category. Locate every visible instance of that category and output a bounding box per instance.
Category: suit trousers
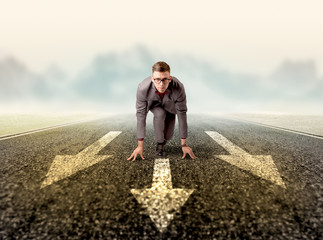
[149,106,176,143]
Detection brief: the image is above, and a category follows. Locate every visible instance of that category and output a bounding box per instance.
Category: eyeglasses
[153,78,171,84]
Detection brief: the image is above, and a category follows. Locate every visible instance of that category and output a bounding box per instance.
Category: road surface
[0,114,322,239]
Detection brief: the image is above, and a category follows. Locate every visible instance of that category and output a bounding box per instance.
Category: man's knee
[151,107,166,119]
[164,113,175,140]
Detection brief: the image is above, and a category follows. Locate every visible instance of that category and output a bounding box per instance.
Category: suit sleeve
[136,84,148,139]
[175,85,188,139]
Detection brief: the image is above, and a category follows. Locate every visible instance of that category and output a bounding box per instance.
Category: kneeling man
[127,61,197,161]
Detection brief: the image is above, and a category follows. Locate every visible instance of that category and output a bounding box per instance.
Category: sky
[1,0,323,77]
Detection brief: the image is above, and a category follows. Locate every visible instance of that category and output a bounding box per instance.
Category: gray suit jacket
[136,76,188,139]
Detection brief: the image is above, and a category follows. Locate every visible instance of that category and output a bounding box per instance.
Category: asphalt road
[0,114,322,239]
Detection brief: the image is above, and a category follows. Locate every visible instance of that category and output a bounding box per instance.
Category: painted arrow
[205,131,286,188]
[41,131,122,188]
[131,158,194,233]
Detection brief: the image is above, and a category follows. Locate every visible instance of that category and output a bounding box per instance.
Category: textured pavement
[0,114,322,239]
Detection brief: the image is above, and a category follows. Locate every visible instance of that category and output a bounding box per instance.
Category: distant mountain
[266,60,321,99]
[71,45,270,112]
[0,57,36,100]
[1,44,322,113]
[0,57,69,102]
[72,44,154,102]
[32,64,70,100]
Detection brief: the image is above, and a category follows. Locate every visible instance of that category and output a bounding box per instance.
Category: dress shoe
[156,141,166,156]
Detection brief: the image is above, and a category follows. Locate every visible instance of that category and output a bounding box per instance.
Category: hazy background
[1,0,322,114]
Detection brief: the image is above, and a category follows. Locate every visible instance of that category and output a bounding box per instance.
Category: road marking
[229,118,323,140]
[131,158,194,233]
[205,131,286,188]
[41,131,122,188]
[0,116,104,141]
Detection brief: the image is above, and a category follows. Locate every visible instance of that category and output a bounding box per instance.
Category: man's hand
[127,146,144,162]
[182,146,198,159]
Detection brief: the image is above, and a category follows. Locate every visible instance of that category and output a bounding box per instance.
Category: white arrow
[41,131,122,188]
[205,131,286,188]
[131,158,194,233]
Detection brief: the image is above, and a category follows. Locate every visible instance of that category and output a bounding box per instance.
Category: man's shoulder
[170,76,185,93]
[138,76,152,90]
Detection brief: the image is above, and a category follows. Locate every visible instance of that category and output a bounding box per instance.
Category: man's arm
[175,84,188,139]
[128,84,147,161]
[136,84,148,140]
[175,83,197,159]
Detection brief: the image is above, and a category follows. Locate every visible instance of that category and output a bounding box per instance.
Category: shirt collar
[154,86,168,94]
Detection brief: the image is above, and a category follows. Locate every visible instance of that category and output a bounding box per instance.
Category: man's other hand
[127,146,145,161]
[182,146,198,159]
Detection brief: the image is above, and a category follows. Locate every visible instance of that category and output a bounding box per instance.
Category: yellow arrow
[131,158,194,232]
[41,131,122,188]
[205,131,286,188]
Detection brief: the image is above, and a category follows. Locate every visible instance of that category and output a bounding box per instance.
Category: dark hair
[152,61,170,73]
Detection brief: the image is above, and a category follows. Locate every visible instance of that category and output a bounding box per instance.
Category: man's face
[151,71,171,93]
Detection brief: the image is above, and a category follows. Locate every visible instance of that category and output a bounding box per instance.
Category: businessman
[127,61,197,161]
